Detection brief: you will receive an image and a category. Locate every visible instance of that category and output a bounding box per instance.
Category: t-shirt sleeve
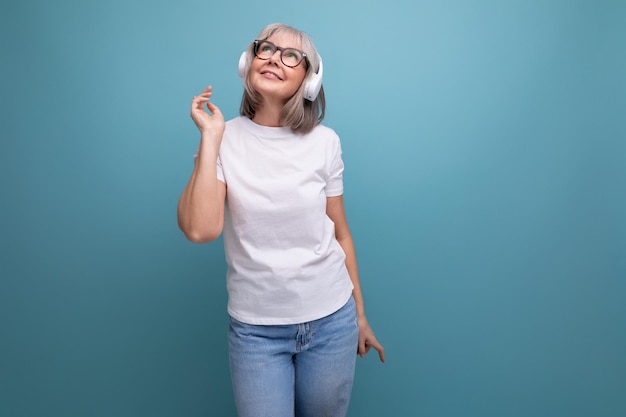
[193,151,226,184]
[216,154,225,183]
[325,135,344,197]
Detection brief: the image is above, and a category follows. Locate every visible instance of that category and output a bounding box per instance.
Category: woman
[178,23,384,417]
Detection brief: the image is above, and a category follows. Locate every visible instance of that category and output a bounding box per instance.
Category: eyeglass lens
[255,40,304,67]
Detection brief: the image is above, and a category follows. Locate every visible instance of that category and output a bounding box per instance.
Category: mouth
[260,70,283,80]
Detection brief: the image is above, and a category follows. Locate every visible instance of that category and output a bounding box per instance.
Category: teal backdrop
[1,0,625,416]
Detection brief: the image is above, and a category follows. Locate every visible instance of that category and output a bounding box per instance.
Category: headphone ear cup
[239,51,323,101]
[303,58,323,101]
[238,51,247,78]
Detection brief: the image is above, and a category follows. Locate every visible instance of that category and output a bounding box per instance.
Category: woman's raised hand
[191,86,225,138]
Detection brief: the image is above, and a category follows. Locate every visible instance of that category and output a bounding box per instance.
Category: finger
[191,96,211,114]
[199,90,213,98]
[358,338,367,358]
[359,343,373,358]
[205,100,222,116]
[193,93,211,103]
[192,87,213,103]
[376,346,385,363]
[368,340,385,363]
[191,96,203,107]
[199,86,213,99]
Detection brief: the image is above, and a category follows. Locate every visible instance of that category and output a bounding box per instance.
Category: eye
[283,49,302,64]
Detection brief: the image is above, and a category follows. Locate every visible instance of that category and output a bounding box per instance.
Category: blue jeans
[228,296,359,417]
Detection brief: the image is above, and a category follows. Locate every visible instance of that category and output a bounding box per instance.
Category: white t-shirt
[216,116,354,325]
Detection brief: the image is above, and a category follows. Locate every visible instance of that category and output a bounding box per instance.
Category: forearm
[177,134,225,242]
[326,196,384,360]
[337,234,367,319]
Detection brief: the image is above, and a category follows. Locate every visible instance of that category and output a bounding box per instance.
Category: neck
[252,98,285,127]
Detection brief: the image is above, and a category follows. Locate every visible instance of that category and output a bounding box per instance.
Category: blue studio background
[1,0,625,416]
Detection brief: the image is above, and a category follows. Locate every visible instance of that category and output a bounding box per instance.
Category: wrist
[200,128,223,139]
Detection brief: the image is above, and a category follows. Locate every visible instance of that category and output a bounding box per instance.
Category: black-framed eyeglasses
[253,40,309,68]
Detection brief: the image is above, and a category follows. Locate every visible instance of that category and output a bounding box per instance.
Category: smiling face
[249,32,308,105]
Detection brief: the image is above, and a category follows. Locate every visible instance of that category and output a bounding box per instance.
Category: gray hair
[239,23,325,134]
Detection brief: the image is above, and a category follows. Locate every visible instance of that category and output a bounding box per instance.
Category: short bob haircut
[239,23,325,135]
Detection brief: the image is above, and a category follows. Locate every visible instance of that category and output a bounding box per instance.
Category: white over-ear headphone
[238,51,324,102]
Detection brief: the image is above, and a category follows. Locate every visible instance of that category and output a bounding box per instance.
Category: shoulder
[305,124,343,163]
[225,116,246,129]
[307,123,341,143]
[222,117,251,141]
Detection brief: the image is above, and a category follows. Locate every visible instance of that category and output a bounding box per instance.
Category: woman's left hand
[357,316,385,362]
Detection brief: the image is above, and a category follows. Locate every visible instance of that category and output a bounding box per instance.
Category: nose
[268,49,281,64]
